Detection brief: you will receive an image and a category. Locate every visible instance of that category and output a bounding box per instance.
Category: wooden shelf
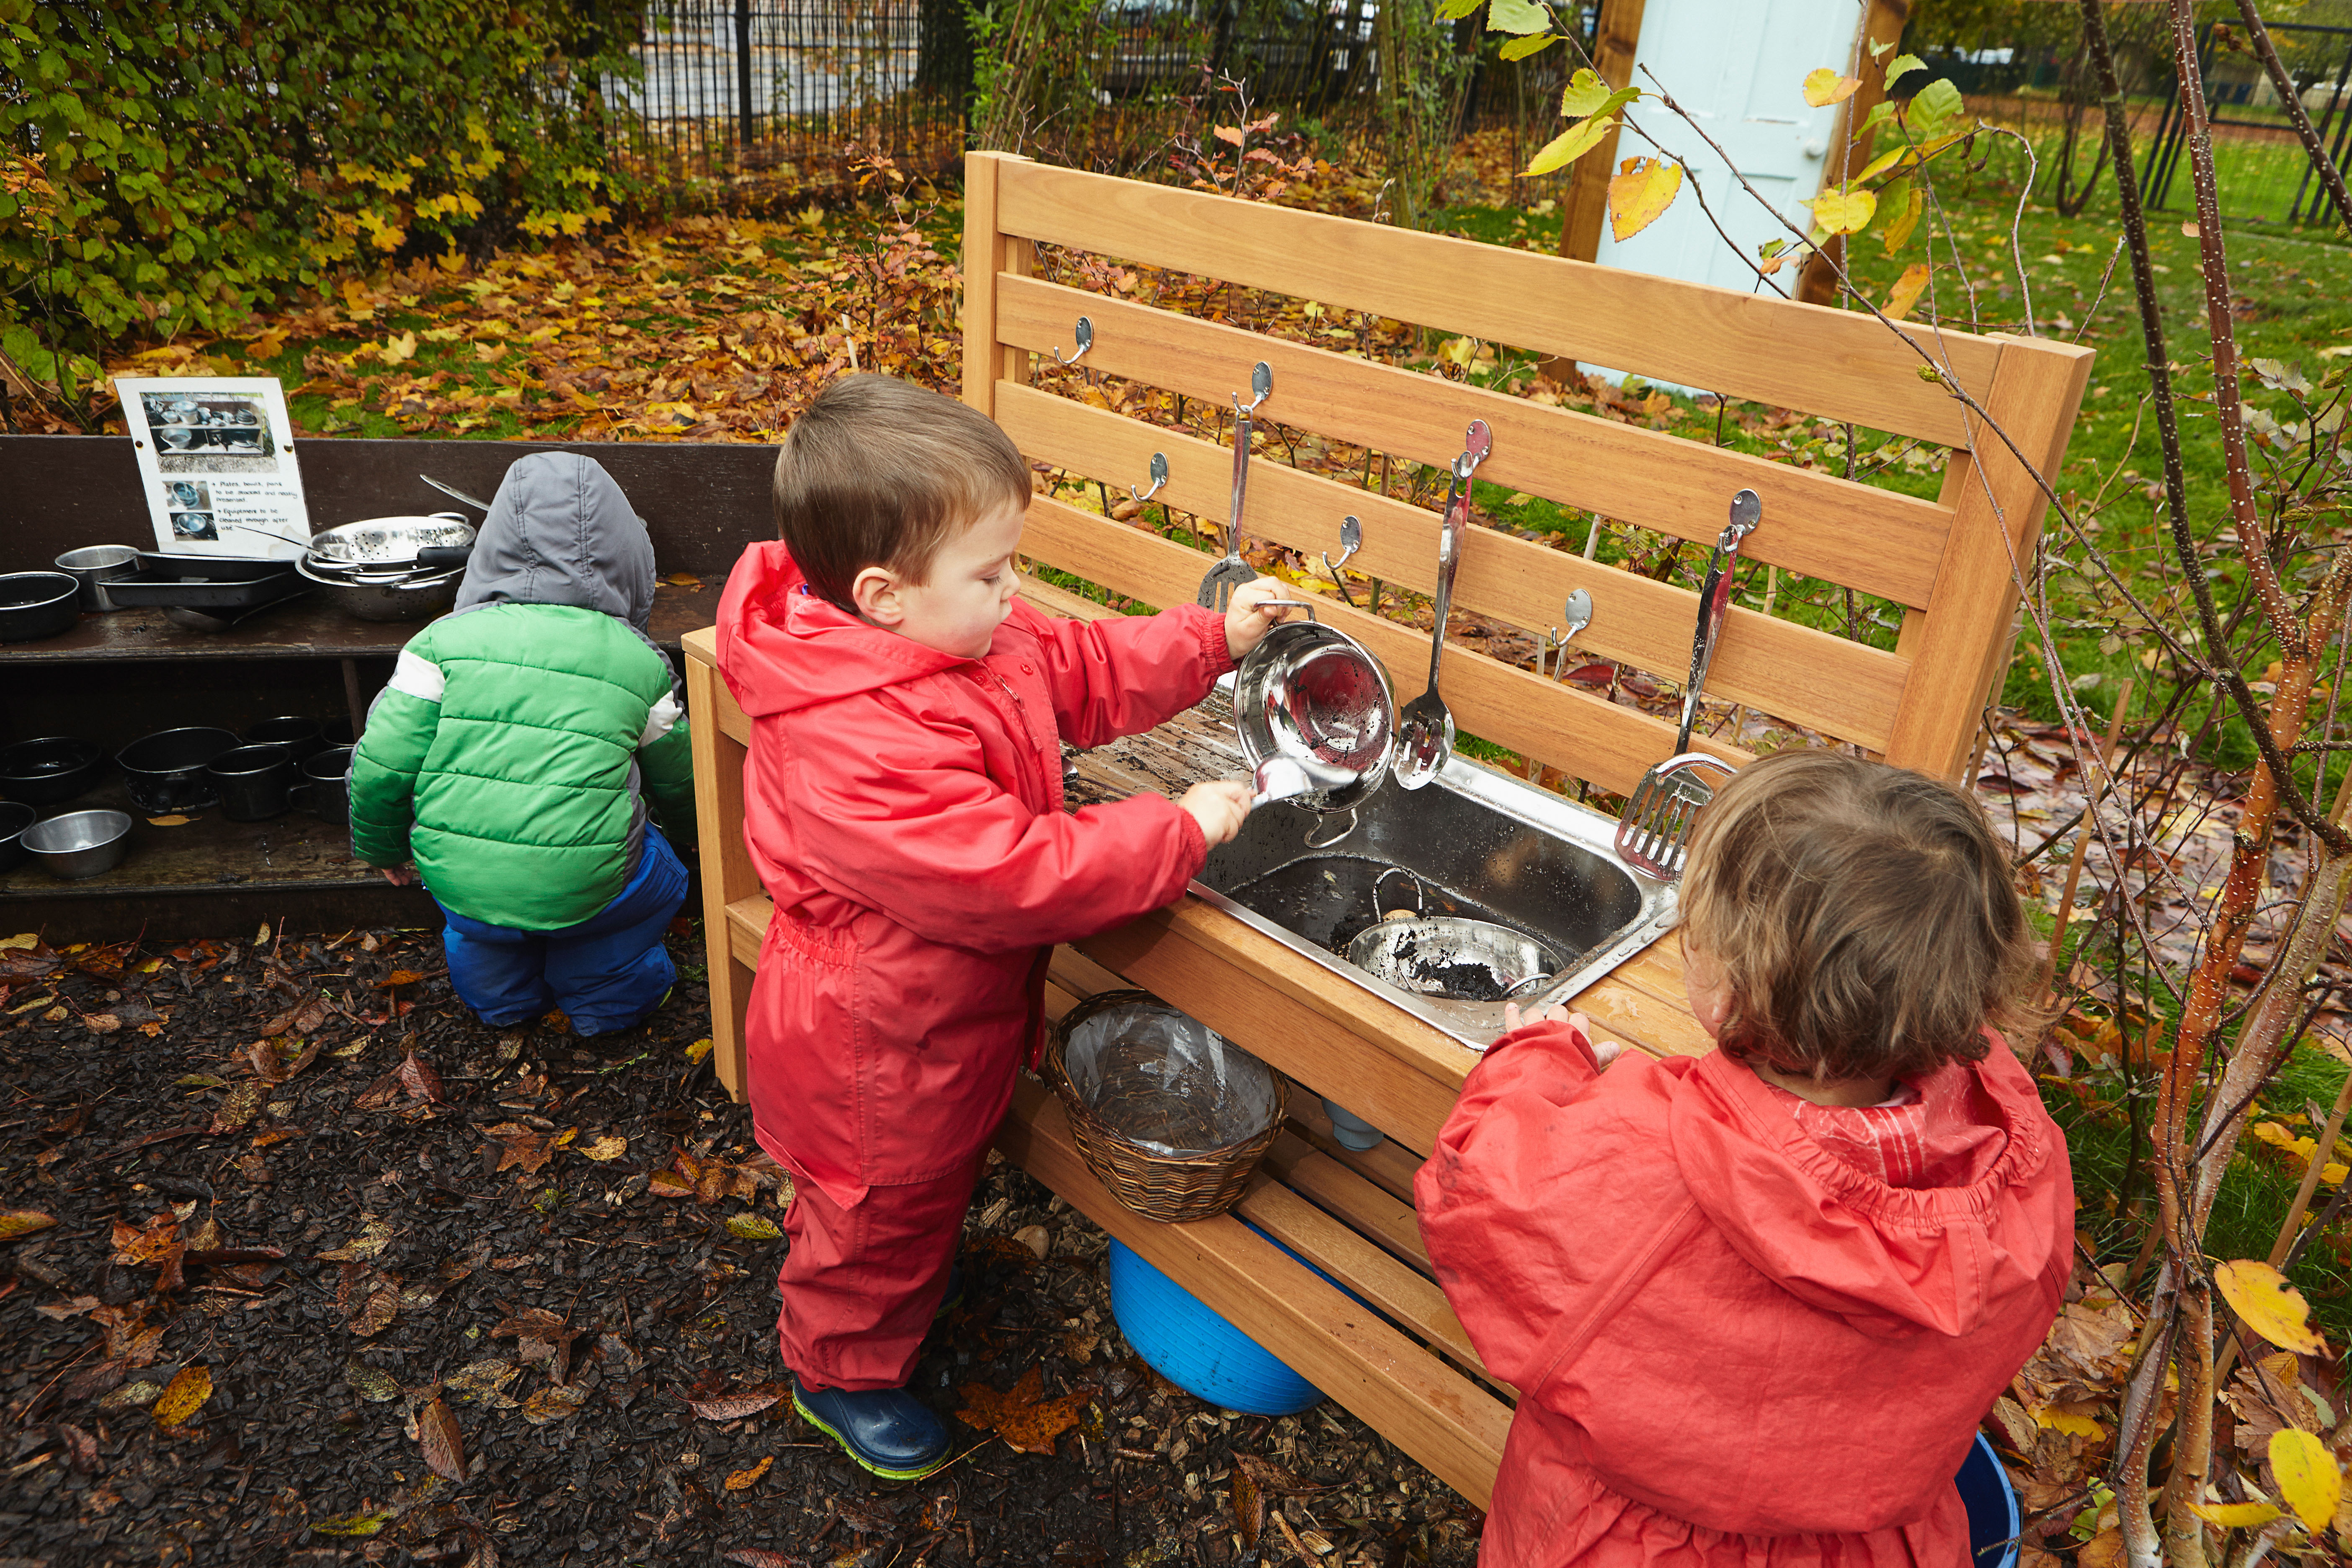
[2,584,720,663]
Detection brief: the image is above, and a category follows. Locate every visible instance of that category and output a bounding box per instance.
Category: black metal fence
[603,0,1566,192]
[2141,18,2352,227]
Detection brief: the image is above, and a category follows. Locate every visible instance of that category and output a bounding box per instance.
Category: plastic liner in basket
[1061,998,1279,1156]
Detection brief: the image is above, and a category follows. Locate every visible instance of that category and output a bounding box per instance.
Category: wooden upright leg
[686,653,756,1102]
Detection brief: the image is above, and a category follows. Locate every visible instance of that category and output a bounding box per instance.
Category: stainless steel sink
[1193,748,1678,1051]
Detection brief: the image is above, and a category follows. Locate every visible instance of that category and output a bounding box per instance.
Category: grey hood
[454,452,655,633]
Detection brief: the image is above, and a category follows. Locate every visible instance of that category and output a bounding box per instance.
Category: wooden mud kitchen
[684,153,2091,1507]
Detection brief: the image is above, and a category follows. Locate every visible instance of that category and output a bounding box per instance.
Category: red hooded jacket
[1416,1021,2071,1568]
[715,542,1233,1207]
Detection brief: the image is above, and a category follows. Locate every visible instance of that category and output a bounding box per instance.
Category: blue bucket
[1956,1432,2021,1568]
[1106,1237,1325,1416]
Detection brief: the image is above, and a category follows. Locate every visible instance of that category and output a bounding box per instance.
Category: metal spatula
[1614,488,1761,880]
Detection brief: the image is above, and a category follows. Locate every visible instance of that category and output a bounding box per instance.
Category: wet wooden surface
[1063,688,1243,808]
[0,774,372,902]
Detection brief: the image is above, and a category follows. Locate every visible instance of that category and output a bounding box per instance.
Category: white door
[1593,0,1863,298]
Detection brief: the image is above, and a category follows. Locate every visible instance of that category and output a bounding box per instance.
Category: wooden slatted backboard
[961,151,2093,789]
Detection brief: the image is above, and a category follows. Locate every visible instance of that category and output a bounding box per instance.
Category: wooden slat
[684,629,754,1103]
[1261,1132,1432,1274]
[1023,493,1750,796]
[996,1078,1509,1507]
[998,276,1955,612]
[1235,1177,1503,1394]
[987,154,2003,447]
[1287,1097,1425,1204]
[725,893,768,973]
[1002,381,1911,750]
[1878,335,2094,779]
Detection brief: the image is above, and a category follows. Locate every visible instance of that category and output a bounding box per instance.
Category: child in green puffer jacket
[348,452,696,1034]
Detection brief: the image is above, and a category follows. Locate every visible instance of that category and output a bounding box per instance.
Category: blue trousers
[436,828,689,1035]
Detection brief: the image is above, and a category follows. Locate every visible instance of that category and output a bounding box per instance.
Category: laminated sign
[113,376,310,558]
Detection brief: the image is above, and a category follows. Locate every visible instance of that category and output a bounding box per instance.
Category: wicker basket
[1045,990,1286,1224]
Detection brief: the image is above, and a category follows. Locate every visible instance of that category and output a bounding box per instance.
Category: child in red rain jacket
[716,374,1293,1480]
[1418,749,2073,1568]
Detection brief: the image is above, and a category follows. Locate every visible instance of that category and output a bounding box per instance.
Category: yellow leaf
[581,1135,628,1162]
[153,1362,213,1427]
[2186,1499,2283,1529]
[0,933,35,950]
[1524,115,1618,178]
[146,815,192,827]
[0,1210,57,1241]
[2216,1260,2326,1355]
[1607,157,1684,243]
[246,328,289,360]
[1883,262,1931,321]
[686,1037,714,1065]
[725,1454,774,1491]
[2270,1429,2341,1532]
[1803,187,1878,237]
[1803,67,1862,107]
[2033,1407,2102,1439]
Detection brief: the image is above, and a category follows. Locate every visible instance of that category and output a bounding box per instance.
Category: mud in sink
[1193,756,1676,1051]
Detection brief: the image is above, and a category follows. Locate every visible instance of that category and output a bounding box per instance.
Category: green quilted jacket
[348,453,696,930]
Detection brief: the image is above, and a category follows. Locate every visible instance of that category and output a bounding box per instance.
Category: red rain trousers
[716,542,1231,1383]
[1416,1021,2072,1568]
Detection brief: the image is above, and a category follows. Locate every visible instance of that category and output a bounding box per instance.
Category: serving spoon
[1391,420,1492,790]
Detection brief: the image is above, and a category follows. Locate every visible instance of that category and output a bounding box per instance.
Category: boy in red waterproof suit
[715,374,1294,1479]
[1417,750,2074,1568]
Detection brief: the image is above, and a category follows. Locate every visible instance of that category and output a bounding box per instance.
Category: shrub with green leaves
[0,0,644,421]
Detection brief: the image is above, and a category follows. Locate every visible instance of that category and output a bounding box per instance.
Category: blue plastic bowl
[1106,1237,1324,1416]
[1957,1431,2020,1568]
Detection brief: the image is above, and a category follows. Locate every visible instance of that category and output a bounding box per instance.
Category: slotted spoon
[1613,488,1761,879]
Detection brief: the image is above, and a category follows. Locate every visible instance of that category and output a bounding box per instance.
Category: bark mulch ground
[0,921,1484,1568]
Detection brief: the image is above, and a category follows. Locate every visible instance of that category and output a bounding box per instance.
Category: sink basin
[1194,749,1677,1051]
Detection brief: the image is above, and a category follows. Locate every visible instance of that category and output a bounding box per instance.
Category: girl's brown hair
[771,374,1032,609]
[1678,748,2040,1082]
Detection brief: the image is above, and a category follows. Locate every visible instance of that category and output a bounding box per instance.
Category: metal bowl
[117,726,238,813]
[1232,621,1395,813]
[307,514,475,566]
[0,802,35,873]
[54,545,142,612]
[0,572,81,643]
[22,809,132,880]
[1346,916,1568,1003]
[294,556,462,622]
[0,737,106,807]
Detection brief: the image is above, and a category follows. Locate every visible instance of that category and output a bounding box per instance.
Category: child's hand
[1501,1003,1623,1066]
[1179,780,1252,848]
[1224,578,1298,661]
[378,865,415,887]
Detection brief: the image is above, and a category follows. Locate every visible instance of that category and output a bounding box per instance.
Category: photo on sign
[140,391,276,472]
[170,511,220,542]
[163,480,211,513]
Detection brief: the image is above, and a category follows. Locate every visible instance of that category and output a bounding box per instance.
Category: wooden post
[685,645,756,1101]
[1797,0,1913,308]
[1881,335,2094,780]
[961,150,1034,419]
[1557,0,1646,266]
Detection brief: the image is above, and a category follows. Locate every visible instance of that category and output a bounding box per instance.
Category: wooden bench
[681,152,2091,1507]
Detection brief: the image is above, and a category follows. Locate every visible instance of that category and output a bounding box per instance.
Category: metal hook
[1322,514,1362,608]
[1233,360,1273,418]
[1452,418,1493,482]
[1129,451,1168,504]
[1052,315,1093,369]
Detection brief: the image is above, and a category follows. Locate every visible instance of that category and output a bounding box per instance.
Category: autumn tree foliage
[0,0,645,424]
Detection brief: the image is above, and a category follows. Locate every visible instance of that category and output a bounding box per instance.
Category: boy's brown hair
[1678,748,2039,1082]
[772,374,1032,608]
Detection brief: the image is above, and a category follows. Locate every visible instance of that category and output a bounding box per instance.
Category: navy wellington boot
[792,1375,949,1481]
